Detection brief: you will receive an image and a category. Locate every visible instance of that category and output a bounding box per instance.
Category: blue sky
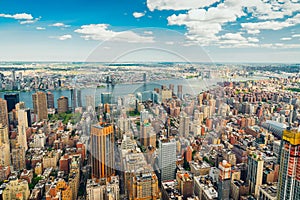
[0,0,300,63]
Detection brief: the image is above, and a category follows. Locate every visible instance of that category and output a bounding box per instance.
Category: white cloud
[292,34,300,38]
[50,34,72,41]
[36,27,46,30]
[242,14,300,34]
[133,12,145,18]
[280,37,292,41]
[217,33,259,48]
[19,17,41,25]
[155,0,300,46]
[147,0,220,11]
[144,31,153,35]
[0,13,39,24]
[74,24,154,43]
[261,43,300,49]
[50,23,70,28]
[0,13,33,20]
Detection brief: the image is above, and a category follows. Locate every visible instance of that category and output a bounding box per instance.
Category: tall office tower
[46,92,55,109]
[158,138,177,181]
[17,109,28,151]
[179,112,190,137]
[247,151,264,197]
[277,128,300,200]
[0,98,8,126]
[32,91,48,121]
[86,95,96,111]
[177,85,183,99]
[4,93,19,112]
[57,96,69,114]
[71,88,77,112]
[0,124,10,166]
[91,124,114,180]
[101,92,112,105]
[218,160,231,200]
[77,89,82,107]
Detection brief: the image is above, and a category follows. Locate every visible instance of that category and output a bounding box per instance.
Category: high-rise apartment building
[57,96,69,114]
[0,98,8,126]
[0,124,10,166]
[158,138,177,181]
[247,151,264,197]
[218,160,231,200]
[46,92,55,109]
[32,91,48,121]
[179,112,190,137]
[277,128,300,200]
[91,124,114,180]
[17,109,28,151]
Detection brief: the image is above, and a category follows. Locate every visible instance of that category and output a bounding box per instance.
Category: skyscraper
[71,88,77,112]
[277,128,300,200]
[247,151,264,197]
[91,124,114,180]
[0,124,10,166]
[57,96,69,114]
[158,138,177,181]
[4,93,19,112]
[86,95,95,111]
[101,92,112,105]
[179,112,190,137]
[218,160,231,200]
[32,91,48,121]
[177,85,183,99]
[77,89,82,107]
[0,98,8,126]
[46,92,55,109]
[17,109,28,151]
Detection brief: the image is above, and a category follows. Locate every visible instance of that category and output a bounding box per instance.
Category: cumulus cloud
[49,23,70,28]
[147,0,219,11]
[292,34,300,38]
[74,24,154,43]
[0,13,33,20]
[133,12,145,18]
[280,37,292,41]
[153,0,300,47]
[36,27,46,30]
[50,34,72,41]
[241,14,300,34]
[0,13,40,24]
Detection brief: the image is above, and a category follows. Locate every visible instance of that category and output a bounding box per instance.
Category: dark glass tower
[4,93,19,112]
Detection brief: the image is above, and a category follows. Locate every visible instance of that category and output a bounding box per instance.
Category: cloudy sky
[0,0,300,63]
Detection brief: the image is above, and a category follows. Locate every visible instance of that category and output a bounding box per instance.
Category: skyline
[1,0,300,62]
